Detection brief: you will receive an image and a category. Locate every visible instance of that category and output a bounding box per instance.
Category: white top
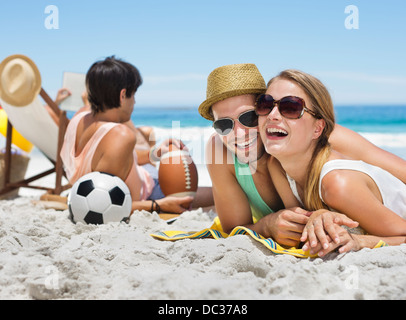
[286,159,406,220]
[286,174,304,207]
[319,159,406,219]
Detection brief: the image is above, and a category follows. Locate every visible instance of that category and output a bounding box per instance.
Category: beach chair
[0,54,71,197]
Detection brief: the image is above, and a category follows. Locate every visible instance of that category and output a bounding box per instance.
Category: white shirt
[319,159,406,219]
[286,159,406,220]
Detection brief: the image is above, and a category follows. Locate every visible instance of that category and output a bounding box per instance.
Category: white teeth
[266,128,288,135]
[236,136,256,148]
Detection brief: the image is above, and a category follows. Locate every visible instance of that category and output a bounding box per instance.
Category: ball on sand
[68,171,132,225]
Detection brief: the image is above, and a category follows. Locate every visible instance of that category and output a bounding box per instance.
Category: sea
[126,105,406,158]
[127,105,406,134]
[64,105,406,186]
[4,104,403,192]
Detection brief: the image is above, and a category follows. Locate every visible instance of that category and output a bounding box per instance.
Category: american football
[158,144,198,198]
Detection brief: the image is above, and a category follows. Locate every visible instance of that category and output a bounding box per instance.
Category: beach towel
[151,217,388,258]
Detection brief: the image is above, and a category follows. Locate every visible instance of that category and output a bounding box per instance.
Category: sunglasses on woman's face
[255,94,320,119]
[213,109,258,136]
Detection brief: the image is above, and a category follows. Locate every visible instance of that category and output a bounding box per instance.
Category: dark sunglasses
[255,94,320,119]
[213,109,258,136]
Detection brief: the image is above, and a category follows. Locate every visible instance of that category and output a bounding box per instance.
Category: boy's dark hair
[86,56,142,114]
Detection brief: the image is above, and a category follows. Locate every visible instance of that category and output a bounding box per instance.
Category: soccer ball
[68,172,132,225]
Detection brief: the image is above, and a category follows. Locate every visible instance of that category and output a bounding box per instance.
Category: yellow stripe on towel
[373,240,388,248]
[151,217,318,258]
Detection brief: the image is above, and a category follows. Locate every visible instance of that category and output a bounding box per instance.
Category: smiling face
[258,79,325,159]
[212,94,265,163]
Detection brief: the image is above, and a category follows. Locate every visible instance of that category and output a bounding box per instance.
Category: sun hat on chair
[0,54,42,107]
[198,63,266,121]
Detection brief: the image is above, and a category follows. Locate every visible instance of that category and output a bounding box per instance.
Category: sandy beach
[0,147,405,300]
[1,0,406,303]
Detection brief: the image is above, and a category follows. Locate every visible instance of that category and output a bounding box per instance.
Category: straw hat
[198,63,266,121]
[0,54,42,107]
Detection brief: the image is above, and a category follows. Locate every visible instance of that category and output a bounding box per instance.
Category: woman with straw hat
[199,63,406,247]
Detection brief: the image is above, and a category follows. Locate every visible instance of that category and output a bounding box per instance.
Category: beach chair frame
[0,88,71,196]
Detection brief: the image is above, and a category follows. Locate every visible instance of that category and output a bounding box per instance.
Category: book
[59,72,86,111]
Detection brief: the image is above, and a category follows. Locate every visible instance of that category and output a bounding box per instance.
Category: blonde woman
[256,70,406,256]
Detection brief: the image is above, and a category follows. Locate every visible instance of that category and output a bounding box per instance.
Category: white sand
[1,200,406,300]
[1,147,406,300]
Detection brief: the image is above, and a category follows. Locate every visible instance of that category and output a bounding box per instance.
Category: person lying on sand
[60,56,213,214]
[49,88,160,167]
[199,63,406,249]
[259,69,406,255]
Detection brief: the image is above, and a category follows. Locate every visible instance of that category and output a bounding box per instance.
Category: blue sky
[1,0,406,107]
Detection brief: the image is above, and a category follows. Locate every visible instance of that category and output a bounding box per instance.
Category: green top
[233,155,274,221]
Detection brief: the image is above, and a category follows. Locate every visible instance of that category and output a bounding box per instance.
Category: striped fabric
[151,217,389,258]
[151,217,317,258]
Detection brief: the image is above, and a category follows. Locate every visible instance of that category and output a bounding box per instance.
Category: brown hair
[86,56,142,114]
[267,70,335,210]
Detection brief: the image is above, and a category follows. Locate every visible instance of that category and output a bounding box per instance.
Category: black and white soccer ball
[68,172,132,225]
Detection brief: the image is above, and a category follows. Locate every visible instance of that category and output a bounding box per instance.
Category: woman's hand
[267,207,312,247]
[55,88,72,105]
[301,209,359,251]
[305,224,362,257]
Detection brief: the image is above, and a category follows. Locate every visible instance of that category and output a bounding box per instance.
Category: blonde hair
[267,70,335,211]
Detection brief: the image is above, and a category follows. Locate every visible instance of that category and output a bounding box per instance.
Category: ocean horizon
[127,105,406,132]
[65,105,406,162]
[145,105,406,161]
[66,104,406,131]
[16,104,405,189]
